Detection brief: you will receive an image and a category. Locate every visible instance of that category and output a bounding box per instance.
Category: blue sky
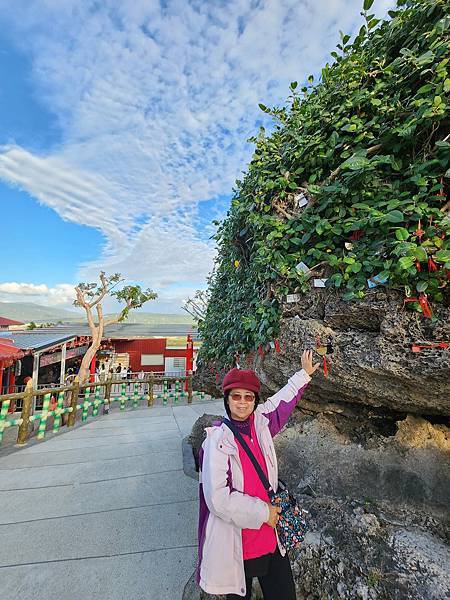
[0,0,393,313]
[0,29,103,293]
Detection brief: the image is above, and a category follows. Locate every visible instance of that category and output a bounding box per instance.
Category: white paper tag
[295,261,310,273]
[313,279,327,288]
[295,193,309,208]
[286,293,302,303]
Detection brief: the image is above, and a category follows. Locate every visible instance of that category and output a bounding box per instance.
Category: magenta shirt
[234,414,277,560]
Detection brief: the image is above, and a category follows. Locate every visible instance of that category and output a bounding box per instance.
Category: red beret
[222,368,261,394]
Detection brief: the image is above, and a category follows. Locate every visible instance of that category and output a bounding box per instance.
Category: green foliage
[74,272,157,322]
[199,0,450,367]
[113,285,158,321]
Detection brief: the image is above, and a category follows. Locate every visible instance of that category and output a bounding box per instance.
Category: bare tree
[182,290,209,322]
[74,272,157,382]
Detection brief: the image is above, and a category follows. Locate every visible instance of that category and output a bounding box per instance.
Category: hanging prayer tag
[269,341,275,350]
[313,279,327,288]
[418,293,432,319]
[316,346,328,356]
[367,273,388,289]
[295,193,309,208]
[428,257,437,272]
[286,293,302,303]
[296,262,310,273]
[274,339,281,353]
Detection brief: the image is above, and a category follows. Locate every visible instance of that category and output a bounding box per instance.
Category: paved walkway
[0,400,225,600]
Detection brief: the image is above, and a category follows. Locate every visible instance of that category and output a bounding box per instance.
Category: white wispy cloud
[0,282,76,306]
[0,0,394,311]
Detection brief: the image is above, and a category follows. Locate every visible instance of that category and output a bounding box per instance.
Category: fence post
[67,377,80,427]
[188,370,193,404]
[147,372,154,407]
[17,381,33,445]
[104,375,112,414]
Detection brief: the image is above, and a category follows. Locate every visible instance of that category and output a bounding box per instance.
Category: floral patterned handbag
[223,419,308,550]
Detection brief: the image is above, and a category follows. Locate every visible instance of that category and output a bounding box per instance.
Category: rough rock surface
[257,288,450,416]
[183,407,450,599]
[277,409,450,516]
[188,413,223,468]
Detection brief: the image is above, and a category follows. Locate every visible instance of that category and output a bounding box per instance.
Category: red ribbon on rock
[404,293,432,318]
[428,257,438,272]
[411,341,450,353]
[274,339,281,353]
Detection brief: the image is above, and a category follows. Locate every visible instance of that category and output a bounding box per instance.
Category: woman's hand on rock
[266,504,282,528]
[301,349,320,376]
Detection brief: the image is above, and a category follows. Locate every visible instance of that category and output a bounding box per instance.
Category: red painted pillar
[185,334,194,392]
[90,354,96,383]
[8,369,15,394]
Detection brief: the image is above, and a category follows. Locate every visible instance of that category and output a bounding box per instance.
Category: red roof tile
[0,317,24,326]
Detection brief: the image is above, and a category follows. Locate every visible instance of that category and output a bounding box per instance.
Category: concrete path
[0,400,225,600]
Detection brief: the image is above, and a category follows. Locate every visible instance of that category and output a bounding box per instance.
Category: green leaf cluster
[199,0,450,367]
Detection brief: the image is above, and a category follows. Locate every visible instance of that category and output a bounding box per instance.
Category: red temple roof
[0,340,24,361]
[0,317,24,327]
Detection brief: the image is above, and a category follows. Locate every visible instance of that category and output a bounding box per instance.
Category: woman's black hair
[224,390,260,418]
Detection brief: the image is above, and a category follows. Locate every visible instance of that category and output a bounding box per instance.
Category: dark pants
[226,548,296,600]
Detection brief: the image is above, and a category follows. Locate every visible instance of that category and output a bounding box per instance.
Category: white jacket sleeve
[201,434,270,530]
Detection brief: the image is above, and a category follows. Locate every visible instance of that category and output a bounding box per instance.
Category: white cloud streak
[0,282,76,306]
[0,0,394,310]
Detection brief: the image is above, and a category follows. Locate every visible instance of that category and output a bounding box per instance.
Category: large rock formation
[259,288,450,416]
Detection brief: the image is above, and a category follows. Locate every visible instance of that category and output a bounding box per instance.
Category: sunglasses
[229,392,256,403]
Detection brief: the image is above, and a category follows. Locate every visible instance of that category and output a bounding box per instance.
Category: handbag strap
[222,418,274,493]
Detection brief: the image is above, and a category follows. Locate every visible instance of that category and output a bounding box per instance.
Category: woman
[197,350,319,599]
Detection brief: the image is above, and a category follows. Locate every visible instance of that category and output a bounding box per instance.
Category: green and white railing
[0,372,211,446]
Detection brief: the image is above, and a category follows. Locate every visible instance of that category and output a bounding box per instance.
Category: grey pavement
[0,399,225,600]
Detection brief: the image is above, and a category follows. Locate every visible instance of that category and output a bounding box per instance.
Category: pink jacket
[197,369,311,597]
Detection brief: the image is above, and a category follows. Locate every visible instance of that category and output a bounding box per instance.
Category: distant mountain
[0,302,194,325]
[106,313,194,325]
[0,302,81,323]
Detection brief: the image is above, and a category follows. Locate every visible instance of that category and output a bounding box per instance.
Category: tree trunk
[78,341,100,383]
[77,325,103,384]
